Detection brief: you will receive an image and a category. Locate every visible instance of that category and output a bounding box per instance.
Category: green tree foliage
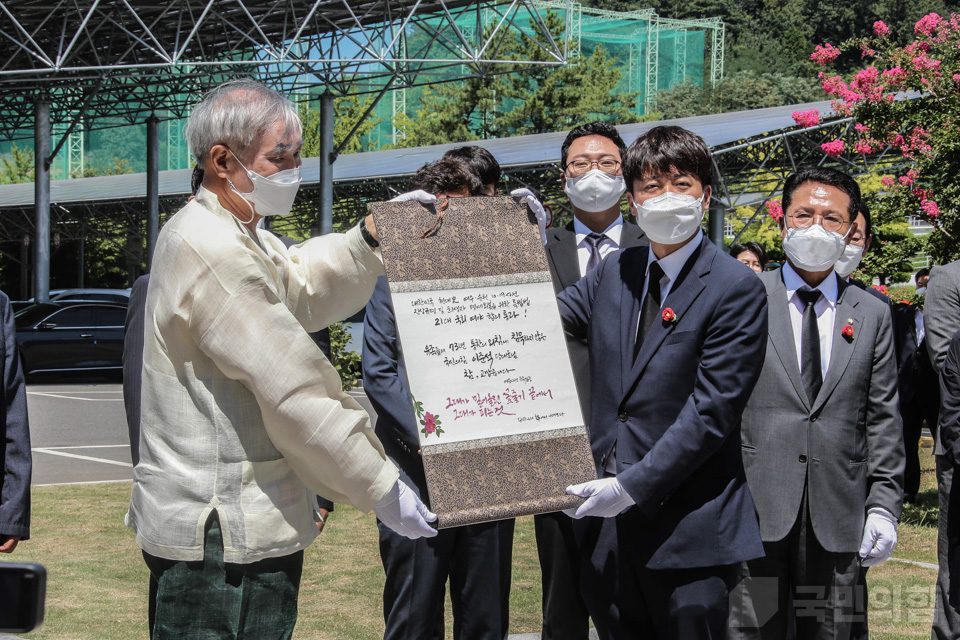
[728,204,786,263]
[811,13,960,263]
[392,12,638,145]
[654,71,822,119]
[855,174,920,285]
[300,94,382,158]
[0,144,34,184]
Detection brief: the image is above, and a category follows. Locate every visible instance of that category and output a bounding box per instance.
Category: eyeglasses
[564,159,621,177]
[738,258,763,273]
[786,211,851,234]
[849,234,866,246]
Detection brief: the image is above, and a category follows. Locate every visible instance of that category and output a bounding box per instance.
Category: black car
[15,300,127,376]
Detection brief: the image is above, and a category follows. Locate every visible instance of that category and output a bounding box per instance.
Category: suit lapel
[812,278,862,413]
[547,224,582,289]
[764,272,810,411]
[620,222,647,249]
[624,239,709,391]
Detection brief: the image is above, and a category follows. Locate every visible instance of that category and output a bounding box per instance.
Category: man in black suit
[558,126,767,639]
[362,159,514,640]
[0,289,30,553]
[538,121,646,640]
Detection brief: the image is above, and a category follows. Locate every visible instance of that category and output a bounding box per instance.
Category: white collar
[574,216,624,246]
[645,229,703,282]
[782,261,839,306]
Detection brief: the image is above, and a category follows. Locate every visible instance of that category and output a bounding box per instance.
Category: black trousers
[378,516,514,640]
[535,511,591,640]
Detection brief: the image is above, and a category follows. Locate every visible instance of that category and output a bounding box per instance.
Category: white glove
[858,508,898,567]
[511,187,549,245]
[563,477,636,519]
[374,478,439,539]
[389,190,438,204]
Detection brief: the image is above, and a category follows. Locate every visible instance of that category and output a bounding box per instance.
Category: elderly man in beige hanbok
[126,80,436,640]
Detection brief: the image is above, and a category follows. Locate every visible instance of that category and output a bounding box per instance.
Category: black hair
[857,198,872,239]
[917,267,931,279]
[410,158,483,196]
[622,125,713,190]
[730,241,768,270]
[781,167,861,221]
[191,166,204,193]
[560,121,627,167]
[442,146,501,188]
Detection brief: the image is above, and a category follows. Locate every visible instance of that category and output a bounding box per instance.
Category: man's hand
[511,188,549,245]
[315,508,330,534]
[859,508,898,567]
[0,535,21,553]
[563,477,635,519]
[374,479,439,539]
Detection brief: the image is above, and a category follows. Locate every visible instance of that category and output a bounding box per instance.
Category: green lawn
[7,441,940,639]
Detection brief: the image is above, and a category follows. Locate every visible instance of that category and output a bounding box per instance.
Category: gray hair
[185,80,301,166]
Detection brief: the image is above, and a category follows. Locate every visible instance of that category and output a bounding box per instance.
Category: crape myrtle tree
[807,12,960,264]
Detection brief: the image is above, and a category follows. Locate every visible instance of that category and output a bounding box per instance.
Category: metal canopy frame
[0,0,573,137]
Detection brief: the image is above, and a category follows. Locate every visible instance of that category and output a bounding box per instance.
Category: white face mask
[633,192,705,244]
[228,150,302,220]
[782,224,849,273]
[833,243,864,278]
[564,169,626,213]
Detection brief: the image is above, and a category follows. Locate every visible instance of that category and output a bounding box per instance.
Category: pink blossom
[851,67,880,90]
[853,140,874,154]
[907,169,919,180]
[881,176,895,187]
[883,67,908,85]
[821,140,845,157]
[766,200,783,222]
[899,175,914,186]
[820,74,848,96]
[874,20,890,36]
[423,412,437,434]
[953,73,960,82]
[916,13,943,36]
[922,199,941,217]
[792,109,821,128]
[855,123,871,133]
[811,43,840,66]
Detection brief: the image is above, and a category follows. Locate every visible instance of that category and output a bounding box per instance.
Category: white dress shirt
[782,262,839,378]
[641,229,704,309]
[574,216,624,277]
[126,187,397,563]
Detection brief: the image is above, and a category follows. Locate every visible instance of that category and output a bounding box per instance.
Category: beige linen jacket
[126,188,398,563]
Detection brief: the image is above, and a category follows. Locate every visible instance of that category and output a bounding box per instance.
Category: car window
[96,307,127,328]
[45,307,97,328]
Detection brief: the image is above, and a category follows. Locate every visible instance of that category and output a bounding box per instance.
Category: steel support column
[146,114,160,269]
[34,99,50,302]
[319,92,334,236]
[709,176,725,248]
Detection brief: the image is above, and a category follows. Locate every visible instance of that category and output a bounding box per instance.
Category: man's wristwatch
[360,217,379,248]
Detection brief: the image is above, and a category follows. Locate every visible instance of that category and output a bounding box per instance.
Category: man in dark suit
[363,159,513,640]
[733,168,904,640]
[924,258,960,639]
[557,125,767,639]
[0,289,30,553]
[538,121,646,640]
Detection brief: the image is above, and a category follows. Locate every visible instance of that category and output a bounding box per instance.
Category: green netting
[366,3,715,149]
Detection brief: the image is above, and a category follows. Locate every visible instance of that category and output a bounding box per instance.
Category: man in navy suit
[363,158,514,640]
[539,121,647,640]
[557,126,767,639]
[0,289,30,553]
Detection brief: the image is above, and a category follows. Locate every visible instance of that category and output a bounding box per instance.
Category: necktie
[584,233,608,274]
[797,287,823,404]
[634,262,665,360]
